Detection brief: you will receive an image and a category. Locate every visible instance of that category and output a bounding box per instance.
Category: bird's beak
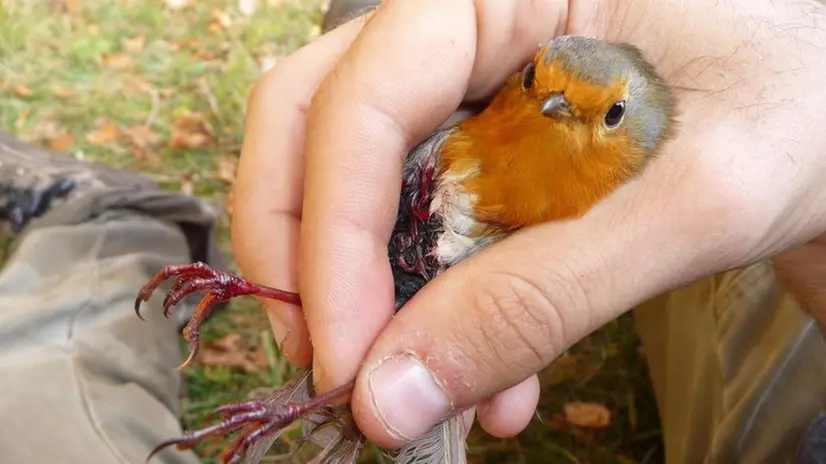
[540,94,571,119]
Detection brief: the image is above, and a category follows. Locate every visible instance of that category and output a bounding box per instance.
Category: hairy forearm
[755,0,826,328]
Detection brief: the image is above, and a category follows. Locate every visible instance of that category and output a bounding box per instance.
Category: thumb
[347,149,762,448]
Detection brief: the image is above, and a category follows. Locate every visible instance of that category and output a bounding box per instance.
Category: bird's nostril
[540,94,571,118]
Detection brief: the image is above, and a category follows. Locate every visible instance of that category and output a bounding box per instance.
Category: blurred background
[0,1,664,462]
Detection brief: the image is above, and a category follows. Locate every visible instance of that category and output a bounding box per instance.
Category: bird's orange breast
[437,70,644,231]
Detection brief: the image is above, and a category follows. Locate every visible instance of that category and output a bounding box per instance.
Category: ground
[0,1,664,462]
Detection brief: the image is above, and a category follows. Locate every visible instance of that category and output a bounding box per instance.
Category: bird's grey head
[523,35,677,154]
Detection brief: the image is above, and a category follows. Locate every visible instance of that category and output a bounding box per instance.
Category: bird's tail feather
[302,395,366,464]
[240,369,314,464]
[240,369,465,464]
[386,414,467,464]
[241,368,366,464]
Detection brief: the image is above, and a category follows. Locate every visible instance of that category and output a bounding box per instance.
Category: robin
[136,30,677,464]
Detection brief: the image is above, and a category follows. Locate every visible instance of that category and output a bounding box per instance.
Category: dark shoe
[0,130,157,233]
[322,0,380,33]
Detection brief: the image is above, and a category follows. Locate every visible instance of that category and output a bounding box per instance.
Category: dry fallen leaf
[545,353,579,385]
[216,154,237,183]
[193,49,219,61]
[47,132,75,152]
[60,0,82,14]
[85,118,119,146]
[125,125,159,149]
[121,35,146,54]
[125,125,161,164]
[563,402,611,428]
[197,333,268,373]
[169,110,214,149]
[130,147,161,165]
[125,75,154,94]
[51,85,76,99]
[13,85,33,97]
[103,53,135,70]
[211,9,232,30]
[176,38,200,50]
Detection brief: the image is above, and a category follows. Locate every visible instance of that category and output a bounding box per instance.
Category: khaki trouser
[0,188,214,464]
[0,185,824,464]
[635,265,826,463]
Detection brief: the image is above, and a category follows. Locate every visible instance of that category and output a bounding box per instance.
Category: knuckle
[246,67,288,114]
[466,270,567,373]
[246,57,310,120]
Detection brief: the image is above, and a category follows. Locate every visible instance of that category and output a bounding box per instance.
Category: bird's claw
[134,262,302,370]
[135,262,221,320]
[145,381,355,464]
[145,399,292,464]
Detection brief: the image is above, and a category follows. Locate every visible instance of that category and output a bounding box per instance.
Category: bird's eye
[522,62,536,90]
[604,100,626,128]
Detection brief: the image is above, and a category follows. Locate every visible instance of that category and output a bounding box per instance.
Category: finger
[339,0,826,449]
[464,0,569,100]
[347,135,765,447]
[231,16,370,367]
[299,0,570,394]
[476,375,540,438]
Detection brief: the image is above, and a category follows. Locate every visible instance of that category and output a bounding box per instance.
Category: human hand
[231,0,826,449]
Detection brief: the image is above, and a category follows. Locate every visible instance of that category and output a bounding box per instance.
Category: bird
[134,34,678,464]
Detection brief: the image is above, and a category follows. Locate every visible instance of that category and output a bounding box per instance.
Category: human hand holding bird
[137,32,675,462]
[136,0,826,461]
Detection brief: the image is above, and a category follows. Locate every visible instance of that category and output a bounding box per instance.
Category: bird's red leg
[145,380,355,464]
[134,262,301,369]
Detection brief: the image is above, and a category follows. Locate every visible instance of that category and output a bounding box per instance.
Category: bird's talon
[146,398,297,464]
[135,264,302,363]
[144,381,354,463]
[135,263,301,374]
[177,344,198,370]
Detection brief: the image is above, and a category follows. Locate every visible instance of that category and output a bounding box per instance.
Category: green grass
[0,1,663,462]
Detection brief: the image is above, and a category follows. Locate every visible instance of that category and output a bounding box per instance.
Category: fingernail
[265,303,293,349]
[367,354,451,440]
